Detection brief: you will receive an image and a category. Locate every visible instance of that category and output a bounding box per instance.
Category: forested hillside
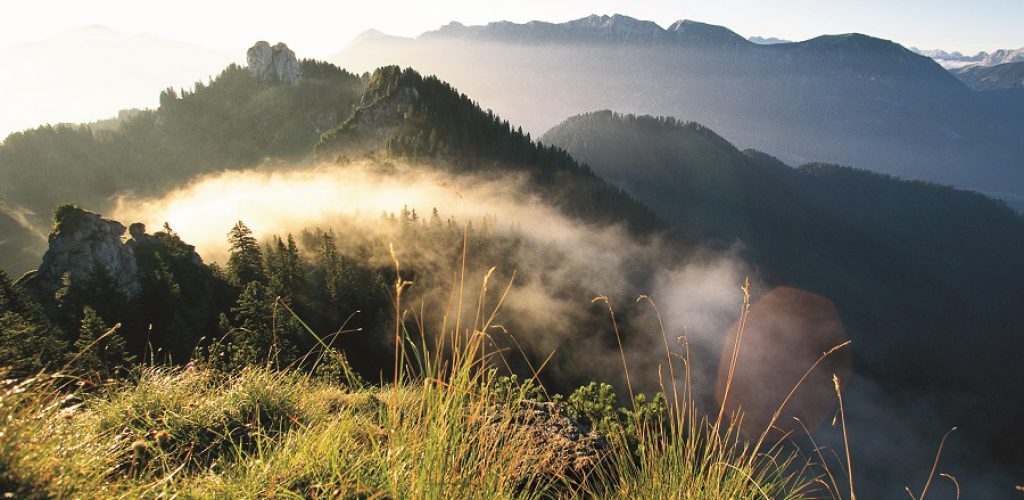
[316,66,664,235]
[2,50,1017,497]
[1,64,683,394]
[0,57,365,273]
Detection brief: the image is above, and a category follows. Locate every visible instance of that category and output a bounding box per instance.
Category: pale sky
[1,0,1022,56]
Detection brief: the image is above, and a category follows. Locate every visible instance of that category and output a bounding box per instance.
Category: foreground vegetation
[0,253,843,499]
[0,363,820,498]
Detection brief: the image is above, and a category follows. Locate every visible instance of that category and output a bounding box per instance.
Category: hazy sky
[2,0,1022,56]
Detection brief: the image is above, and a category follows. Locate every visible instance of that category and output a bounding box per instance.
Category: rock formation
[246,41,301,85]
[18,207,140,299]
[17,207,203,303]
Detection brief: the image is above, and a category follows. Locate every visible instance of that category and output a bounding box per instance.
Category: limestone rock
[316,84,419,162]
[17,208,206,303]
[246,41,301,85]
[19,207,140,299]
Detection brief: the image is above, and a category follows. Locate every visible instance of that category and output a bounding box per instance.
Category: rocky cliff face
[315,83,419,162]
[246,41,301,85]
[19,207,140,299]
[17,207,203,303]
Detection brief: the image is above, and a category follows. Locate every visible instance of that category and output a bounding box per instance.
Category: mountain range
[913,46,1024,68]
[335,15,1024,209]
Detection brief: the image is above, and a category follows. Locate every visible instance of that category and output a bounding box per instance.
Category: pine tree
[72,306,109,374]
[0,270,68,376]
[223,281,299,368]
[317,230,345,306]
[225,281,273,367]
[430,207,442,228]
[227,221,265,286]
[266,234,305,302]
[54,272,86,333]
[399,205,411,227]
[70,306,130,377]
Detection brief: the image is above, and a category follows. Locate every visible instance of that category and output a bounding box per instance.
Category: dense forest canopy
[317,66,665,235]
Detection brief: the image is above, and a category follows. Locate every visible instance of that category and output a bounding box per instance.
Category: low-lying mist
[109,160,988,496]
[112,161,754,392]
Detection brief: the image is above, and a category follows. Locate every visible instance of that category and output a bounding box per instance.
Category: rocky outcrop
[18,207,140,299]
[315,82,420,162]
[246,41,301,85]
[16,207,204,303]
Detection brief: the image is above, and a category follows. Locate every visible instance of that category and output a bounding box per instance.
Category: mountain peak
[667,19,749,46]
[796,33,930,64]
[566,14,660,31]
[352,29,390,41]
[801,33,902,52]
[46,24,131,45]
[427,21,483,38]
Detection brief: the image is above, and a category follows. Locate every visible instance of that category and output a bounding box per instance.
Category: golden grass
[0,228,968,498]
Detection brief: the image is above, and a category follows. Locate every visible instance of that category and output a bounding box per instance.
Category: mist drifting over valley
[112,161,753,391]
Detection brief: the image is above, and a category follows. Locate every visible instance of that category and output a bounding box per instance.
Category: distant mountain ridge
[913,45,1024,68]
[748,36,791,45]
[953,61,1024,90]
[408,17,954,84]
[336,14,1024,209]
[420,15,748,46]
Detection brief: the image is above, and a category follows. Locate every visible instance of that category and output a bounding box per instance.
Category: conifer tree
[223,281,300,368]
[71,306,130,377]
[72,306,109,374]
[266,234,305,302]
[0,269,68,376]
[317,230,346,306]
[227,221,265,286]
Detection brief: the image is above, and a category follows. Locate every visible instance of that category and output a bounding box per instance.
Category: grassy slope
[0,365,817,499]
[0,264,826,499]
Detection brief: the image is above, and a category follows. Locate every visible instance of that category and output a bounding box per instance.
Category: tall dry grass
[0,228,962,498]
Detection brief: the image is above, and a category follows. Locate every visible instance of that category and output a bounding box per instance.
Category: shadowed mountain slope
[542,110,1024,493]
